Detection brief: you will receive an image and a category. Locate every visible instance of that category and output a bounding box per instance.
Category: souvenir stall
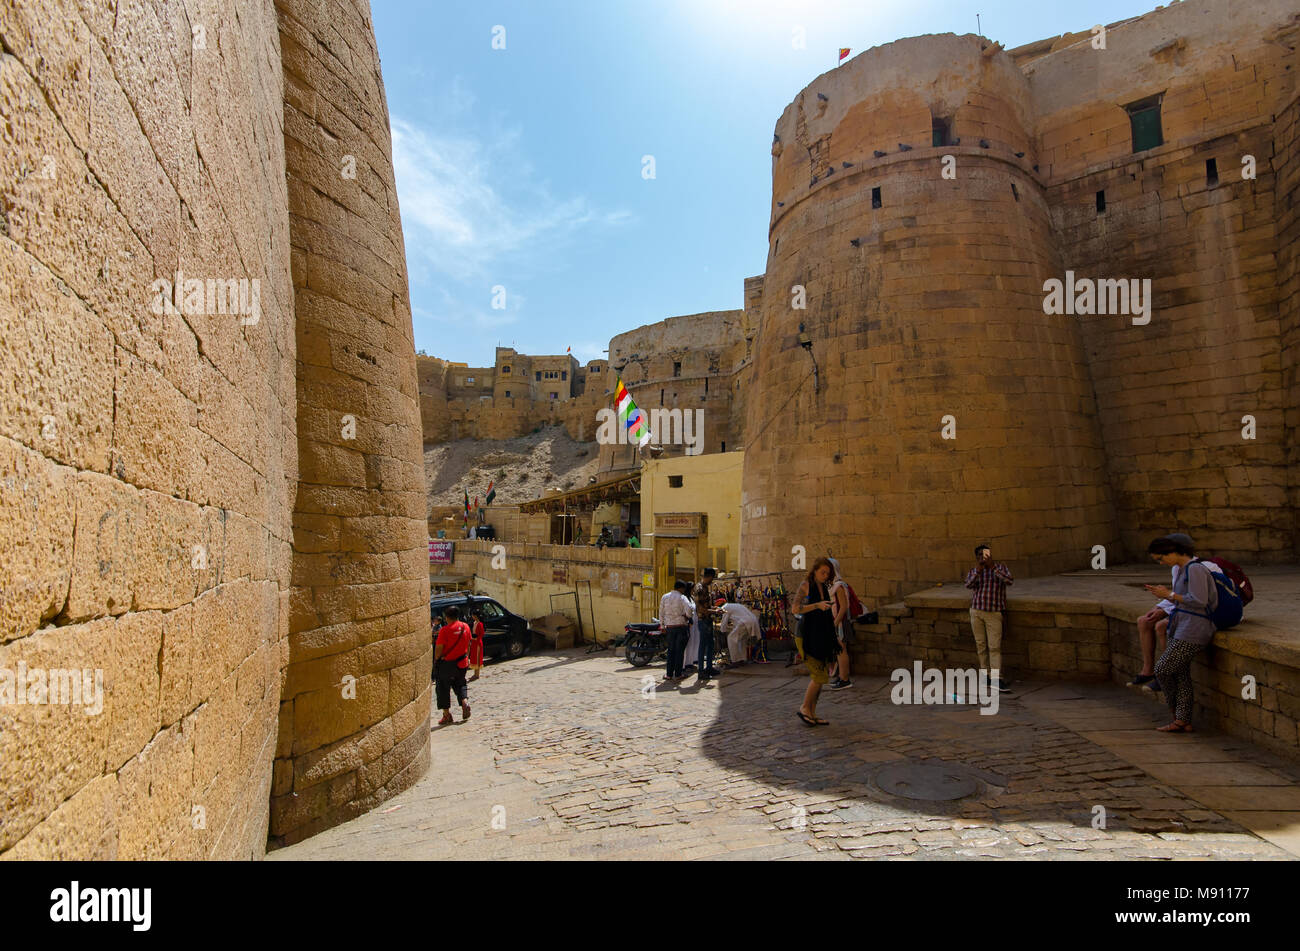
[713,572,793,662]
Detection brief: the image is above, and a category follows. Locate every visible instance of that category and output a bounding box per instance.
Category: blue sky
[373,0,1166,367]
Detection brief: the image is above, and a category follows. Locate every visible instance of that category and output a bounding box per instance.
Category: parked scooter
[623,619,666,667]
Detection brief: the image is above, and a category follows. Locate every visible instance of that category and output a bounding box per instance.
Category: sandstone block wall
[1,0,430,857]
[1032,1,1299,563]
[452,539,654,640]
[274,0,431,847]
[744,33,1118,604]
[742,1,1299,601]
[1,0,293,858]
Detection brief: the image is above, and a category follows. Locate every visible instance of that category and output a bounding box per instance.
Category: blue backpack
[1177,559,1244,630]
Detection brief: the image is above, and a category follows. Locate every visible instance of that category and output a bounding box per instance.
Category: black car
[430,593,531,661]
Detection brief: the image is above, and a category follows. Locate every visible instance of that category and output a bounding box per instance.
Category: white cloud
[391,115,629,284]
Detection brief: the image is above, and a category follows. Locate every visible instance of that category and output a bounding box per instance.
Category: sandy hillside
[424,425,603,507]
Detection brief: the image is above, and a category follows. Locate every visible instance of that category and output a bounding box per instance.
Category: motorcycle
[623,619,666,667]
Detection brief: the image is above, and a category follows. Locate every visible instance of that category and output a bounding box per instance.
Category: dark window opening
[535,371,541,381]
[1010,183,1020,202]
[1125,94,1164,153]
[504,390,511,397]
[660,389,665,403]
[673,361,681,377]
[561,370,567,380]
[720,441,726,452]
[931,115,952,148]
[871,186,882,209]
[1206,158,1218,187]
[667,475,683,488]
[705,377,709,394]
[501,365,510,374]
[1096,190,1106,214]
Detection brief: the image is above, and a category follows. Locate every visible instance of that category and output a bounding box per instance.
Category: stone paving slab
[270,650,1299,861]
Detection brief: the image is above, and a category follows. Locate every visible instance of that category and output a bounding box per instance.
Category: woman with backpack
[793,558,840,726]
[826,557,853,690]
[1143,536,1217,733]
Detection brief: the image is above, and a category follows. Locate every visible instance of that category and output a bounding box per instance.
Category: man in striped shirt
[964,543,1013,693]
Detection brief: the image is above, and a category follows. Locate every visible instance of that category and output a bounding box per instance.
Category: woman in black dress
[793,557,838,725]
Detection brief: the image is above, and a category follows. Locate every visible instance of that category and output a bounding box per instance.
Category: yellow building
[639,450,744,572]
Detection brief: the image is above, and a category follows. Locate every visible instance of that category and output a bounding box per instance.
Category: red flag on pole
[838,47,851,63]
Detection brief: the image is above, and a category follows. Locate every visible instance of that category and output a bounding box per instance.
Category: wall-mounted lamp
[798,323,820,394]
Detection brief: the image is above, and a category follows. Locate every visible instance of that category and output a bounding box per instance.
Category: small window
[561,371,567,381]
[502,365,511,374]
[504,390,511,397]
[931,115,952,148]
[1206,158,1218,187]
[466,376,475,384]
[550,392,558,399]
[673,361,681,377]
[1125,94,1164,152]
[1096,190,1106,214]
[871,186,882,209]
[535,371,541,381]
[720,441,726,452]
[591,366,600,373]
[668,475,683,488]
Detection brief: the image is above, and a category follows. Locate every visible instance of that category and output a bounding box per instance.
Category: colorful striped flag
[485,480,496,505]
[838,47,851,62]
[614,378,651,447]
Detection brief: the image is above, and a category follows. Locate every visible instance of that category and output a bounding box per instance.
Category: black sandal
[797,711,817,727]
[1129,673,1157,686]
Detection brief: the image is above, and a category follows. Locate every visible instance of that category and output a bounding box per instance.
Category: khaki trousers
[969,609,1004,678]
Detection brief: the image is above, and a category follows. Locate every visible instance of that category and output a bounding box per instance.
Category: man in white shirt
[658,580,695,685]
[715,598,761,667]
[1131,532,1222,691]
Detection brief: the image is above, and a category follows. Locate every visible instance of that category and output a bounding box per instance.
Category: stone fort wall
[417,307,758,474]
[741,0,1300,603]
[0,0,430,857]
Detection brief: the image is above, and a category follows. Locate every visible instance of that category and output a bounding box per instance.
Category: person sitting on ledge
[1143,535,1217,734]
[1130,532,1222,692]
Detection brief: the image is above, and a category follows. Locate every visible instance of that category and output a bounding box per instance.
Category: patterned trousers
[1154,637,1203,723]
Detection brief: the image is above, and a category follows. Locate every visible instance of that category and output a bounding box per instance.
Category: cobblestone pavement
[272,650,1300,860]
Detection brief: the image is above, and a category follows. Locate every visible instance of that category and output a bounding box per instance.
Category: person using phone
[964,543,1013,693]
[793,558,839,726]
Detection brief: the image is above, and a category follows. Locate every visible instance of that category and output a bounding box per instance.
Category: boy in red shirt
[434,605,472,725]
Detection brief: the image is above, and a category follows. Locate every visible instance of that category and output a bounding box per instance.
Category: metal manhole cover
[874,762,980,801]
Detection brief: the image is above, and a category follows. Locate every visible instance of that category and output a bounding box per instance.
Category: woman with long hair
[793,557,838,725]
